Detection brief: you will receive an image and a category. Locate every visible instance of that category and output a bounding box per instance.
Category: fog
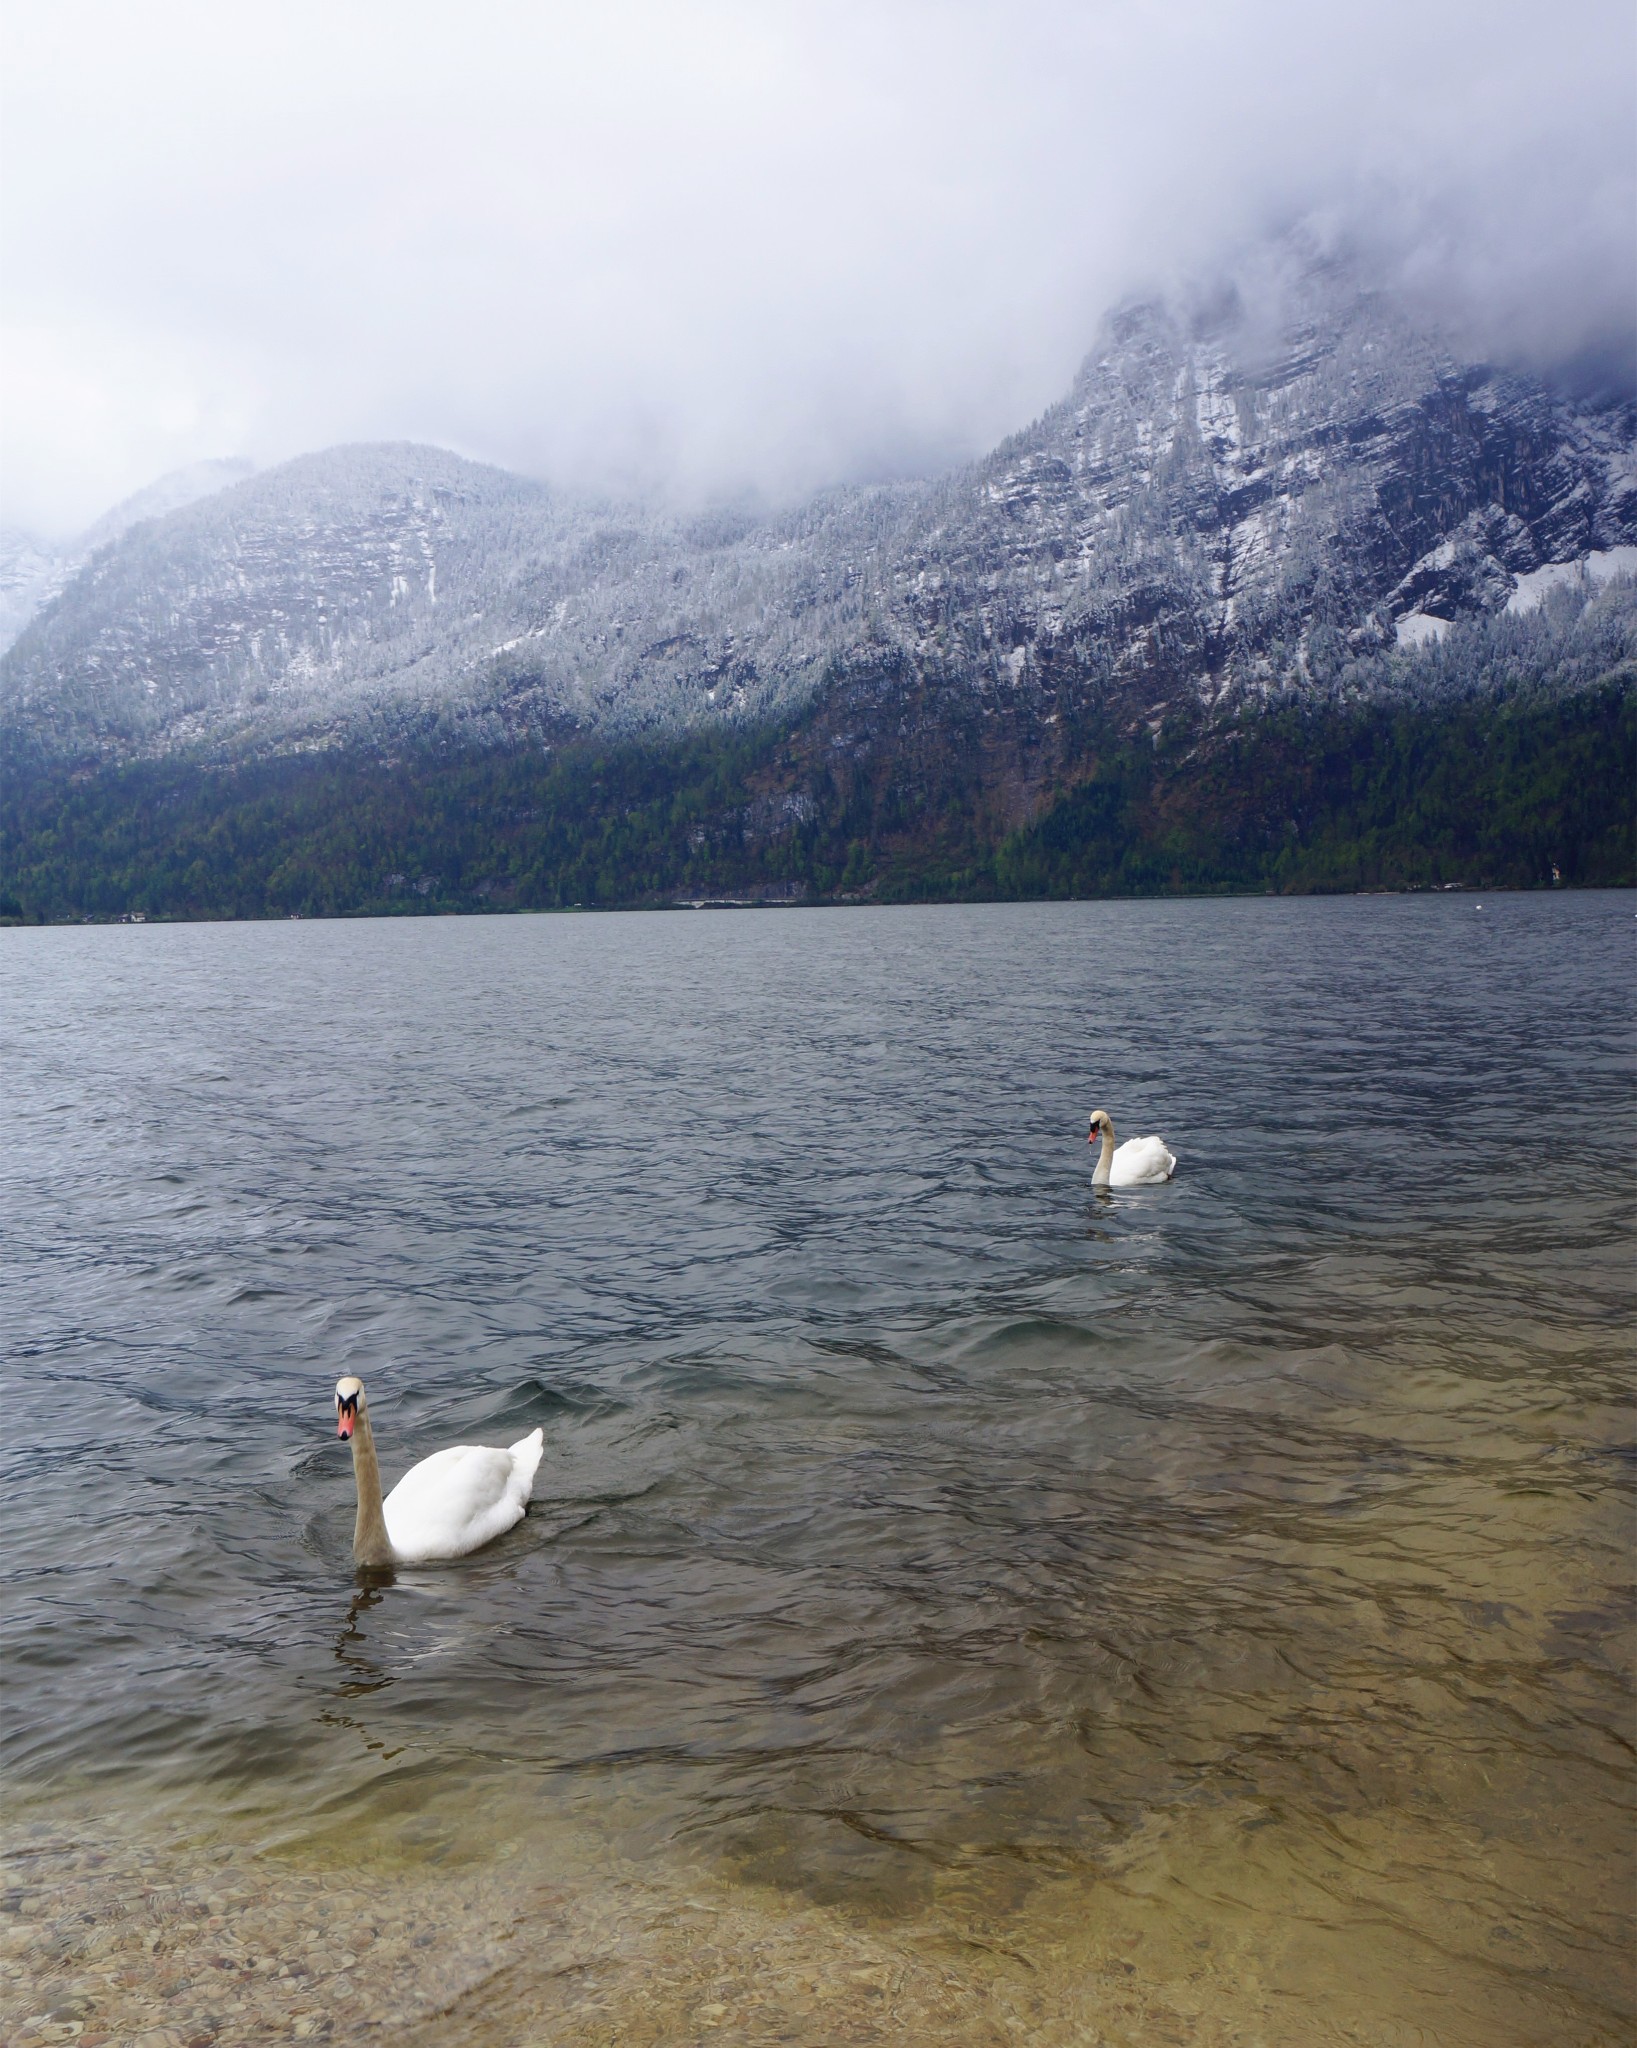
[2,0,1632,535]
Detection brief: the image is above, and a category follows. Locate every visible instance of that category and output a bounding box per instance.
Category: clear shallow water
[2,896,1633,2044]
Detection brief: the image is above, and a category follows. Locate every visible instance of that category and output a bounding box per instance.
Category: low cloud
[2,0,1632,534]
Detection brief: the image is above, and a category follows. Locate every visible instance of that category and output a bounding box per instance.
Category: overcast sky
[2,0,1632,534]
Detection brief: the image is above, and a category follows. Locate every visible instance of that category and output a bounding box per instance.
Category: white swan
[1087,1108,1176,1187]
[334,1375,544,1566]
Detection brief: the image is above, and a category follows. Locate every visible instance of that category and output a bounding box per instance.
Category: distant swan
[1087,1108,1176,1187]
[334,1375,544,1566]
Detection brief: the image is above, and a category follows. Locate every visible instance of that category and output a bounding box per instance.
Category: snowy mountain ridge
[2,241,1633,769]
[0,458,254,658]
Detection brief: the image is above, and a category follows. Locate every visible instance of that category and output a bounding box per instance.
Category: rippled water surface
[3,896,1633,2044]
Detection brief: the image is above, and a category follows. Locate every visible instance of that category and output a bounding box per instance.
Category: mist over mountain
[4,239,1632,775]
[4,4,1632,537]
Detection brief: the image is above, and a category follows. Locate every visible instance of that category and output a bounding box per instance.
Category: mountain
[0,532,67,663]
[0,443,925,764]
[2,236,1633,917]
[0,458,256,659]
[893,258,1634,693]
[4,240,1634,777]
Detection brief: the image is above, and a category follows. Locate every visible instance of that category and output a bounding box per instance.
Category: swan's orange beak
[337,1405,355,1439]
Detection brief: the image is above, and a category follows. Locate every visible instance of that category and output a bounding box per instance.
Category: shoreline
[2,879,1632,932]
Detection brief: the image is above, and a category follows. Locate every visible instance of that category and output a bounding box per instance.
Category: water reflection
[334,1582,394,1699]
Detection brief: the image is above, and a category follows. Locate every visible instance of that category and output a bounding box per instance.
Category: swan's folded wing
[1143,1138,1178,1181]
[1111,1135,1177,1185]
[383,1444,526,1561]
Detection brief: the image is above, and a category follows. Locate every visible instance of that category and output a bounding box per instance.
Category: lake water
[3,895,1633,2046]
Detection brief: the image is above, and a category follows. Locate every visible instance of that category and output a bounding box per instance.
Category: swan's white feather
[1109,1135,1176,1186]
[382,1428,544,1563]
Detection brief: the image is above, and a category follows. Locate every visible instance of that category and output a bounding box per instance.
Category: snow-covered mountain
[2,241,1632,769]
[0,458,255,659]
[0,533,68,662]
[0,443,921,760]
[893,257,1633,701]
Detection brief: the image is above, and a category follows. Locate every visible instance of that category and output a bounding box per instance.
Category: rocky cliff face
[879,256,1634,719]
[3,241,1632,771]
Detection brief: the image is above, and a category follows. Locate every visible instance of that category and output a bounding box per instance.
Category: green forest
[2,679,1632,923]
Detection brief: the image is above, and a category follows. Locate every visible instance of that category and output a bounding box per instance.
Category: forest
[2,676,1630,924]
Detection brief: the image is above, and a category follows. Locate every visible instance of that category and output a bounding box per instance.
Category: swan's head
[1087,1109,1112,1144]
[335,1375,366,1440]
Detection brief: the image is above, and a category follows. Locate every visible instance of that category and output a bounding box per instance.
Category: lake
[3,894,1633,2045]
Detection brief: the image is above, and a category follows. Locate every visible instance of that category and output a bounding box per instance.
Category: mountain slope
[5,240,1634,778]
[877,253,1634,724]
[0,441,937,763]
[4,656,1629,922]
[0,458,254,657]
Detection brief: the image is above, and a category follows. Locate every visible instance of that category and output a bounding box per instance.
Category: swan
[334,1375,544,1566]
[1087,1108,1176,1187]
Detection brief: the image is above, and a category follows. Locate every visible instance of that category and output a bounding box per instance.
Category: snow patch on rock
[1395,612,1451,650]
[1506,546,1637,614]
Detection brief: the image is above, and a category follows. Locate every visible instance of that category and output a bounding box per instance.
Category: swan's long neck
[1092,1123,1116,1186]
[349,1409,396,1567]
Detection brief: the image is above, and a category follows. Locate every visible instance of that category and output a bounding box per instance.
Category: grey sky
[2,0,1633,535]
